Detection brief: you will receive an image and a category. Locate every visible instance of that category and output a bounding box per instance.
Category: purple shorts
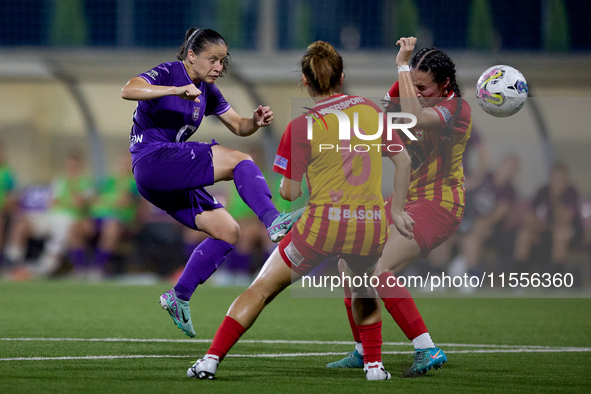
[133,141,224,230]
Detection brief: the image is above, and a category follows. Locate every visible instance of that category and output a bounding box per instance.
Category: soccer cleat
[159,289,196,338]
[267,207,306,243]
[404,346,447,377]
[326,349,364,368]
[364,361,391,381]
[187,354,219,380]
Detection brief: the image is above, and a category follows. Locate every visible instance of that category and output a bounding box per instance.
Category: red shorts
[278,230,381,276]
[384,197,462,258]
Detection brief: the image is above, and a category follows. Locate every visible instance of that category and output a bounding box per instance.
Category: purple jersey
[19,185,52,212]
[129,61,231,163]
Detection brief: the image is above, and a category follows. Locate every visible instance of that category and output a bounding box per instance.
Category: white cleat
[187,354,219,380]
[364,361,392,381]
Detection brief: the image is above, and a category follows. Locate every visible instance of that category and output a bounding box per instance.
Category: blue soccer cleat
[326,349,364,368]
[267,207,306,243]
[159,289,196,338]
[404,346,447,377]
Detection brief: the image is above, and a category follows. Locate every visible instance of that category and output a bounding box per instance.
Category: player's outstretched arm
[217,105,274,137]
[121,77,202,102]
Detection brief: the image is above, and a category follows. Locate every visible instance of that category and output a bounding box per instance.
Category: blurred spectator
[513,162,583,273]
[3,185,51,275]
[463,126,491,192]
[428,126,490,272]
[68,152,139,280]
[581,199,591,286]
[131,197,185,278]
[456,154,520,275]
[0,141,18,266]
[4,151,94,277]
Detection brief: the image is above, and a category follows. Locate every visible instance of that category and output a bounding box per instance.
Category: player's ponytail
[410,47,462,142]
[301,41,343,96]
[177,28,231,76]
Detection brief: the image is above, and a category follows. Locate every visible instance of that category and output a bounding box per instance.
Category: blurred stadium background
[0,0,590,282]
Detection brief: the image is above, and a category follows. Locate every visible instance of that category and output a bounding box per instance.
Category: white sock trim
[355,341,364,356]
[412,332,435,350]
[204,354,220,362]
[364,361,384,367]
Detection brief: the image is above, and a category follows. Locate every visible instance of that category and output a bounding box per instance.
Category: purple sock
[174,238,234,301]
[233,160,279,228]
[69,248,86,270]
[94,248,112,269]
[224,250,251,274]
[183,242,201,261]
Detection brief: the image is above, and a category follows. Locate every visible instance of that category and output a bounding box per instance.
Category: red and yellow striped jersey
[274,94,403,255]
[385,81,472,218]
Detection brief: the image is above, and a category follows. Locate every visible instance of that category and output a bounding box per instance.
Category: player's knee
[234,153,253,168]
[241,153,254,162]
[213,220,241,245]
[350,285,375,298]
[227,222,241,244]
[250,284,280,305]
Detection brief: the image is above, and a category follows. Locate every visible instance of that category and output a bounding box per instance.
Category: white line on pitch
[0,355,193,361]
[1,347,590,362]
[1,338,585,350]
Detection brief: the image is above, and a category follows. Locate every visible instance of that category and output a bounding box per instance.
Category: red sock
[207,316,246,360]
[344,297,361,342]
[377,272,428,340]
[357,321,382,363]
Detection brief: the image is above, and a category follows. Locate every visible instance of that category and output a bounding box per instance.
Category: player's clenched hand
[254,105,274,127]
[391,210,415,240]
[396,37,417,66]
[176,84,202,103]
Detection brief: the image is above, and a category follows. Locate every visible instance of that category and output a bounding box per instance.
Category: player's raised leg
[211,145,298,242]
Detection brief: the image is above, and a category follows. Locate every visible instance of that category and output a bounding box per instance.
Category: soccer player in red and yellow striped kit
[328,37,472,376]
[186,41,412,381]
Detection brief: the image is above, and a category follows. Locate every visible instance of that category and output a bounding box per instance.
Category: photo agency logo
[303,99,418,153]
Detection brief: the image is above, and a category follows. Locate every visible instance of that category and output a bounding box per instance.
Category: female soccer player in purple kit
[121,28,298,338]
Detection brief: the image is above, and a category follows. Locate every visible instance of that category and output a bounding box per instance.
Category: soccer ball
[476,65,528,117]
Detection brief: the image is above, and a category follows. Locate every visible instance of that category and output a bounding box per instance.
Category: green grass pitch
[1,280,590,393]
